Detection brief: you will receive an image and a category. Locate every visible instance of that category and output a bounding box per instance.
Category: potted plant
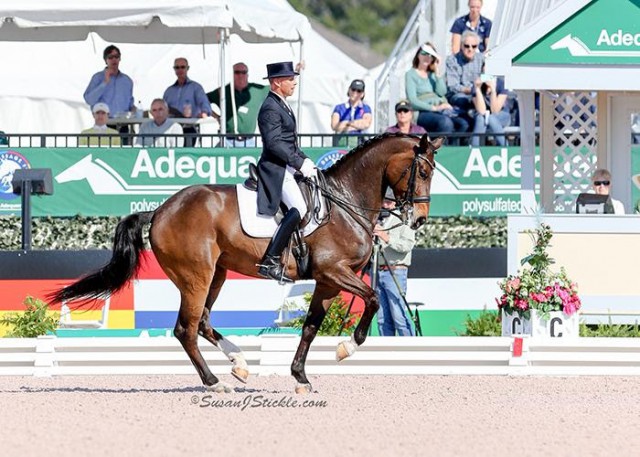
[497,223,582,338]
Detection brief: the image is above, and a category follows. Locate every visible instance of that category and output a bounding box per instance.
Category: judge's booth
[488,0,640,323]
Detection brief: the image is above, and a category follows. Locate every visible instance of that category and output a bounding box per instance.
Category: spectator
[331,79,372,147]
[471,75,511,146]
[450,0,492,54]
[136,99,184,148]
[446,31,484,117]
[207,62,269,147]
[83,45,135,118]
[374,188,416,336]
[385,100,426,135]
[406,42,468,143]
[163,57,213,147]
[79,103,121,147]
[591,168,625,214]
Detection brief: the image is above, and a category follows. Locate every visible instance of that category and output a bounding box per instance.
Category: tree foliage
[289,0,418,55]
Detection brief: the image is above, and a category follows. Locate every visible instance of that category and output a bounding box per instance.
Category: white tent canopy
[0,0,370,136]
[0,0,232,43]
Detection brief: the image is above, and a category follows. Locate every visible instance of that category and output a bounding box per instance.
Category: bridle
[387,144,436,224]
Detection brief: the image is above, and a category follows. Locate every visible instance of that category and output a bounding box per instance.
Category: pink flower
[506,277,521,294]
[530,292,547,303]
[515,298,529,311]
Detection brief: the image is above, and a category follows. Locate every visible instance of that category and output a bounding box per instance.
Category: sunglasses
[594,180,610,186]
[396,109,410,113]
[173,65,188,70]
[234,70,248,74]
[106,54,121,59]
[463,44,478,49]
[350,88,364,93]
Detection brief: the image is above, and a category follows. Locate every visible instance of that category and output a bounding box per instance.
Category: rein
[306,142,435,233]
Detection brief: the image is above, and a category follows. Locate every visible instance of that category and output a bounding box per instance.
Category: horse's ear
[418,133,431,153]
[430,136,445,152]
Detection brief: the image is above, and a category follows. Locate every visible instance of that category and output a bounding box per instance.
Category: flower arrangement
[496,223,581,320]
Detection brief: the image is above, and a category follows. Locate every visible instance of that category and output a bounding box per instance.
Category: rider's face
[276,76,297,98]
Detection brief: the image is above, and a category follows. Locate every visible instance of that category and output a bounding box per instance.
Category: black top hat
[264,61,299,79]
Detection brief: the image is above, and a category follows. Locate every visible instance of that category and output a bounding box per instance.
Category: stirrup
[257,260,294,284]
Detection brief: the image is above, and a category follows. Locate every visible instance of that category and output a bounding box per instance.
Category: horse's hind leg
[174,289,231,393]
[198,267,250,383]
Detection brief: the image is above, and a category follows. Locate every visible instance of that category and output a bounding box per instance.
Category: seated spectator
[163,57,213,147]
[590,168,625,214]
[386,100,426,135]
[207,62,268,147]
[471,75,511,146]
[136,99,184,148]
[450,0,493,54]
[79,103,121,147]
[331,79,372,147]
[406,42,468,143]
[446,31,484,118]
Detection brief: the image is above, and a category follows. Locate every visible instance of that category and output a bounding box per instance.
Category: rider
[256,61,317,283]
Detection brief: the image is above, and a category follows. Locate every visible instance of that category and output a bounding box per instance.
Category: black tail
[48,212,154,304]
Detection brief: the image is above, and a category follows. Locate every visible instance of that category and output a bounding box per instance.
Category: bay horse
[50,132,442,393]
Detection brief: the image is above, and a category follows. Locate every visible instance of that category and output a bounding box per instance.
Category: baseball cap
[384,187,395,201]
[395,100,411,112]
[92,102,110,114]
[349,79,365,91]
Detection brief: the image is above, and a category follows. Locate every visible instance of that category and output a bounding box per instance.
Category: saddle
[242,163,327,279]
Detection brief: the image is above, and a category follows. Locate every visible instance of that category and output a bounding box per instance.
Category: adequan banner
[0,145,547,217]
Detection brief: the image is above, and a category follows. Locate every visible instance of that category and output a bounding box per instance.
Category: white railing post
[34,335,57,377]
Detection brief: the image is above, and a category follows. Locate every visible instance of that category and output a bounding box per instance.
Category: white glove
[300,158,317,178]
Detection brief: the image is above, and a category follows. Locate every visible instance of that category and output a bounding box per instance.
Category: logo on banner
[55,154,187,195]
[316,149,347,170]
[0,150,30,201]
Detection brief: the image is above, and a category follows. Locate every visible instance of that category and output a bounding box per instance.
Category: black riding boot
[258,208,301,283]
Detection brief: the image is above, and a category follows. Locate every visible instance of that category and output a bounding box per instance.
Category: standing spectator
[406,42,468,142]
[446,31,484,116]
[330,79,372,147]
[385,100,426,135]
[374,189,416,337]
[79,102,121,147]
[163,57,213,146]
[136,99,184,148]
[256,61,317,283]
[471,76,511,146]
[83,45,135,117]
[207,62,269,147]
[450,0,493,54]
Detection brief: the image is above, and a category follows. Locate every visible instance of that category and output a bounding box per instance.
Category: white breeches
[282,166,308,218]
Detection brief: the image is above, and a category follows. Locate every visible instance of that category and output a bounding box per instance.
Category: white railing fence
[3,335,640,377]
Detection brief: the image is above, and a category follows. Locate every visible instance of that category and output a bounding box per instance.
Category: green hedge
[0,215,507,250]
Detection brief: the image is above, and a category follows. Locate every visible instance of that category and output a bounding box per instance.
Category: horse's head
[386,134,443,229]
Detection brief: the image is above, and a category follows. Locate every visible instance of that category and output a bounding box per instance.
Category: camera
[377,209,391,222]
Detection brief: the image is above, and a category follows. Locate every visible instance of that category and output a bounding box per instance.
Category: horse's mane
[324,132,420,176]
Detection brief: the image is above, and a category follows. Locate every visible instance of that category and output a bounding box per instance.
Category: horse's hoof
[336,339,357,362]
[206,381,233,393]
[295,383,312,394]
[231,365,249,384]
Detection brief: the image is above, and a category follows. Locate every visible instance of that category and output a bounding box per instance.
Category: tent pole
[297,38,304,133]
[219,28,227,136]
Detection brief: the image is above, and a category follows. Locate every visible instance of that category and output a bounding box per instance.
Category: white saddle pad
[236,184,326,238]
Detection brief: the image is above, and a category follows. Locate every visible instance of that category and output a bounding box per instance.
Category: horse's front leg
[326,269,379,362]
[291,285,340,394]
